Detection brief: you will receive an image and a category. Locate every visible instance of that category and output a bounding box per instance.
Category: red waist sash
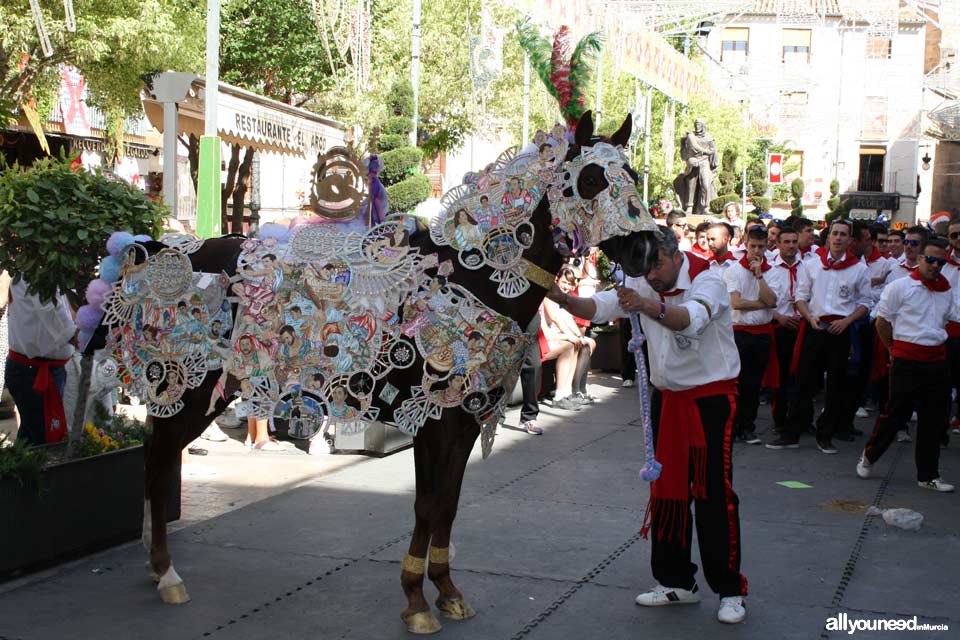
[890,340,946,362]
[7,350,70,443]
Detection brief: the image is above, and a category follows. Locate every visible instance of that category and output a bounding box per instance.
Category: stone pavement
[0,373,957,639]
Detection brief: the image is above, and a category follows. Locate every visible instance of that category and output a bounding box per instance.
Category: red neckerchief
[710,251,735,266]
[947,249,960,268]
[865,246,884,264]
[816,246,860,270]
[738,255,772,273]
[660,252,710,301]
[778,258,800,299]
[881,252,890,258]
[799,245,813,258]
[910,268,951,292]
[690,244,711,259]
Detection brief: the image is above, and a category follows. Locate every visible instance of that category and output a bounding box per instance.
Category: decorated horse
[81,28,663,635]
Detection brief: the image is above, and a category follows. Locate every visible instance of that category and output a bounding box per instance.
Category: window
[858,147,886,192]
[866,37,892,59]
[782,29,812,63]
[721,27,749,62]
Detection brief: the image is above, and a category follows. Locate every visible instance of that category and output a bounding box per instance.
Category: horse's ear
[574,112,594,147]
[610,115,632,148]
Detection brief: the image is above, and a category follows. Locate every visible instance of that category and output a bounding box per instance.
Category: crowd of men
[548,212,957,626]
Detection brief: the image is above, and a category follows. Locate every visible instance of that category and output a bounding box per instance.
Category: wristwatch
[656,301,667,320]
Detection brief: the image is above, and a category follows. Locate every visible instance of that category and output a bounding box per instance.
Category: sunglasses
[904,239,922,247]
[950,232,960,240]
[923,255,947,266]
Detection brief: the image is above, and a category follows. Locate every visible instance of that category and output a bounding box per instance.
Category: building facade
[703,5,928,222]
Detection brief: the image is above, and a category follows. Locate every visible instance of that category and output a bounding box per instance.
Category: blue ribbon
[628,311,661,482]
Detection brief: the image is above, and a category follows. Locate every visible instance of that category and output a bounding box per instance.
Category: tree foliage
[0,155,165,303]
[220,0,335,105]
[0,0,204,118]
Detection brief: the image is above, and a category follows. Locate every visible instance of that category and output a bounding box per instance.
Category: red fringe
[640,497,691,546]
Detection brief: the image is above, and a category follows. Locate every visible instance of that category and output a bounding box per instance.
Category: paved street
[0,373,957,639]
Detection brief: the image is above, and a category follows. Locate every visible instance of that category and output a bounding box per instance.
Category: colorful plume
[516,20,602,127]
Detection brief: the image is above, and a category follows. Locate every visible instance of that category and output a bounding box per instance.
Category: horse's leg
[145,414,189,603]
[401,432,442,634]
[429,416,479,621]
[146,377,235,603]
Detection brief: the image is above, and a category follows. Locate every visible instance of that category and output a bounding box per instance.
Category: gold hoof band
[436,597,477,621]
[428,546,449,565]
[402,610,442,634]
[402,554,426,575]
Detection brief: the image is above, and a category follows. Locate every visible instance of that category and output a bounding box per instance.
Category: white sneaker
[622,379,636,388]
[200,424,229,442]
[896,431,912,443]
[717,596,746,624]
[856,452,872,479]
[855,407,869,418]
[918,478,955,492]
[634,583,701,606]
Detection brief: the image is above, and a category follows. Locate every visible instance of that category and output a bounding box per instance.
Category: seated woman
[539,269,590,411]
[555,267,597,404]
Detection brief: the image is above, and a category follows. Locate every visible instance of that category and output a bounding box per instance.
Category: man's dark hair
[778,226,799,240]
[924,236,949,252]
[279,325,296,338]
[949,216,960,228]
[906,225,928,239]
[870,223,888,237]
[695,221,711,234]
[889,229,905,240]
[852,220,873,240]
[666,211,686,226]
[792,217,814,233]
[746,226,768,243]
[828,218,852,235]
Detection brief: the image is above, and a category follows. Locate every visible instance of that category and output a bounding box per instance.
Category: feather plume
[516,20,560,102]
[550,26,573,111]
[567,32,603,121]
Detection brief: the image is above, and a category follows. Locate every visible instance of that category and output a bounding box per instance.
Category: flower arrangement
[75,404,149,458]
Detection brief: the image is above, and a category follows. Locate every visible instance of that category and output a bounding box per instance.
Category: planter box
[0,444,180,579]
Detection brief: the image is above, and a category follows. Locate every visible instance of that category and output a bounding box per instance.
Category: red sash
[640,378,738,544]
[890,340,946,362]
[733,323,780,387]
[7,350,70,443]
[947,321,960,339]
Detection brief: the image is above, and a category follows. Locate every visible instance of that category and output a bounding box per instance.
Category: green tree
[0,0,204,119]
[220,0,336,105]
[790,178,805,217]
[379,80,431,213]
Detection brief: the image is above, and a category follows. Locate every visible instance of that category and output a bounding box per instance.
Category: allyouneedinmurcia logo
[825,613,949,634]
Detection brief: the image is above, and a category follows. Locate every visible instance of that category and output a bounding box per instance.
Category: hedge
[386,174,432,214]
[384,115,413,137]
[709,194,741,216]
[378,133,405,153]
[751,197,772,213]
[381,147,424,186]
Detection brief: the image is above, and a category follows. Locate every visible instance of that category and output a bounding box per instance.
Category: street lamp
[921,152,932,171]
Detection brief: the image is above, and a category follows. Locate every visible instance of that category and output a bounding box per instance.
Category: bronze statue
[673,120,718,216]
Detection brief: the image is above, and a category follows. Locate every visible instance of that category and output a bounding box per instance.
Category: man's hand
[774,312,800,330]
[827,317,850,335]
[616,287,648,314]
[807,315,823,330]
[749,256,763,277]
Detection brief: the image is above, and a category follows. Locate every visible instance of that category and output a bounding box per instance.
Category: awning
[142,76,347,157]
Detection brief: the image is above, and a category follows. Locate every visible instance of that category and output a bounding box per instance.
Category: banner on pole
[196,136,222,239]
[768,153,784,185]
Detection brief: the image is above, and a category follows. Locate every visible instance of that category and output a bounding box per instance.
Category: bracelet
[656,301,667,321]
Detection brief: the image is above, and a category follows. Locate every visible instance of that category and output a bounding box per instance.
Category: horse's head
[547,112,662,277]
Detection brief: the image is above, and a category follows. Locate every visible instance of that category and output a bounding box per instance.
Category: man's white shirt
[766,255,805,318]
[724,261,776,326]
[795,254,872,319]
[591,254,740,391]
[875,276,954,346]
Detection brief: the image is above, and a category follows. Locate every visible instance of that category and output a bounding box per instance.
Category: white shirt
[875,275,953,346]
[8,280,76,360]
[862,254,893,307]
[592,254,740,391]
[765,248,780,262]
[884,257,917,286]
[708,253,738,277]
[766,255,804,318]
[678,237,692,252]
[795,253,872,319]
[724,261,776,326]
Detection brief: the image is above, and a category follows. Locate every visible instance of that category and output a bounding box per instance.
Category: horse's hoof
[402,610,442,634]
[157,566,190,604]
[145,561,160,583]
[436,597,476,621]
